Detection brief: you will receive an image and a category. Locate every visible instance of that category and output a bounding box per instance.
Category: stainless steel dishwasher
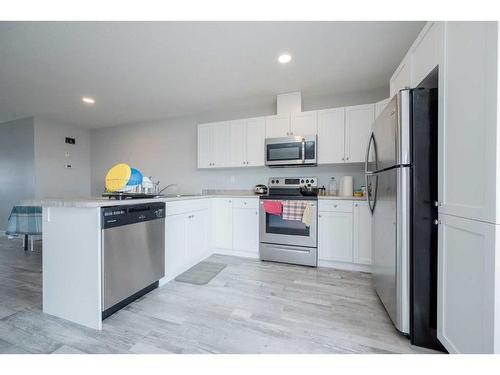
[101,202,165,319]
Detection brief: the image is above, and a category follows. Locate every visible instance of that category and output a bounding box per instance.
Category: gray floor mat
[174,261,227,285]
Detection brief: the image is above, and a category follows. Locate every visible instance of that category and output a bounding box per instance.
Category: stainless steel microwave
[264,135,317,167]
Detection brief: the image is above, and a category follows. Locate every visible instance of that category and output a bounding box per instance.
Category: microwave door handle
[301,138,306,164]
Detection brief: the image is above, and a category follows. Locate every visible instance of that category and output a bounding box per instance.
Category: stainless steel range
[259,177,318,267]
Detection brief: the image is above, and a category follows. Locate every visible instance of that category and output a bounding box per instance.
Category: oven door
[265,135,317,166]
[259,199,317,247]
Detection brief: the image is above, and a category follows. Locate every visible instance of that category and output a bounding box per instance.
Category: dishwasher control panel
[102,202,166,229]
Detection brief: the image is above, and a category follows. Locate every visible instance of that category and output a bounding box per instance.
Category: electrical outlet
[65,163,73,169]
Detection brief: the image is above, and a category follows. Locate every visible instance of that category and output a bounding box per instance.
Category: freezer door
[372,167,410,334]
[372,90,411,171]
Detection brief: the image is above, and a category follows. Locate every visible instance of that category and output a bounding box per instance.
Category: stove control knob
[271,180,275,184]
[311,179,315,183]
[306,179,309,183]
[276,179,279,184]
[301,179,304,183]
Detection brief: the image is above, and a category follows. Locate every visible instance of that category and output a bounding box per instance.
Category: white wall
[90,88,387,195]
[0,117,35,231]
[34,116,91,198]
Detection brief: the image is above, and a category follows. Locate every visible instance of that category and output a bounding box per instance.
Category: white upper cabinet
[317,108,345,164]
[290,111,318,136]
[229,120,247,167]
[390,56,412,97]
[197,124,212,168]
[197,122,230,168]
[345,104,374,163]
[353,201,372,265]
[439,22,499,224]
[244,117,266,167]
[411,22,443,87]
[265,114,291,138]
[212,122,231,168]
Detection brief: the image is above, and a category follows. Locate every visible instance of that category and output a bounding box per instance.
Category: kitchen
[1,18,500,363]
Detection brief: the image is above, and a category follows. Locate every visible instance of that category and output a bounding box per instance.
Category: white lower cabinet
[437,214,499,353]
[353,202,372,265]
[232,207,259,254]
[318,200,372,270]
[164,201,210,281]
[318,211,353,263]
[213,197,259,257]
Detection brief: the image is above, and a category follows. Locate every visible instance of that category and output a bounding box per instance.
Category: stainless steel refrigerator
[365,85,444,351]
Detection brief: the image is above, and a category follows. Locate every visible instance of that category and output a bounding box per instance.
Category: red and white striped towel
[282,201,308,221]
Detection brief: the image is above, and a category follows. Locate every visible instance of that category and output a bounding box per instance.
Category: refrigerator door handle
[366,173,377,214]
[365,132,377,175]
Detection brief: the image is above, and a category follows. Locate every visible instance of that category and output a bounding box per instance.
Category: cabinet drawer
[166,199,210,216]
[319,200,353,213]
[231,198,259,209]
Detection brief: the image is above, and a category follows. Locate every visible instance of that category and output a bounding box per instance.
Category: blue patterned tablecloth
[6,206,42,236]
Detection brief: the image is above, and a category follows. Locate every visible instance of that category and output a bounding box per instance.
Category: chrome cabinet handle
[341,157,345,161]
[346,157,349,161]
[354,203,358,207]
[434,201,443,207]
[433,219,441,225]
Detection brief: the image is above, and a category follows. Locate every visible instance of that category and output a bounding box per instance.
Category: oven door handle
[301,138,306,164]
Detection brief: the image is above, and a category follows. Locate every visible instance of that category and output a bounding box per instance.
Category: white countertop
[22,193,365,208]
[318,195,366,201]
[20,194,260,208]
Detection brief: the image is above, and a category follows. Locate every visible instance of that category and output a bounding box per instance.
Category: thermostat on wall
[65,137,76,145]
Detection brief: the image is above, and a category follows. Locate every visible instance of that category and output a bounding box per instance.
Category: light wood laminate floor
[0,237,435,354]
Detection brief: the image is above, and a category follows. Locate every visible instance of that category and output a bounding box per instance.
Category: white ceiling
[0,21,424,128]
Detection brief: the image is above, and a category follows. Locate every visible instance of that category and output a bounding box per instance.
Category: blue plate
[127,168,143,186]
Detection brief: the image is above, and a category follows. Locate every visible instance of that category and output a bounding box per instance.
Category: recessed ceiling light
[81,97,95,104]
[278,53,292,64]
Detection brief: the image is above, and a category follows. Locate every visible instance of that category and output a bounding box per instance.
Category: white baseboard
[318,259,372,273]
[212,248,259,259]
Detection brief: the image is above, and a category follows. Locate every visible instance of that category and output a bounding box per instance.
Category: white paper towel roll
[340,176,354,196]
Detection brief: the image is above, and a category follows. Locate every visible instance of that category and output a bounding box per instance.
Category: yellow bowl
[105,163,131,192]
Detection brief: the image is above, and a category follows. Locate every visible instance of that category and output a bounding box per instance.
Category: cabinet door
[232,208,259,253]
[345,104,374,163]
[245,117,266,167]
[186,209,209,263]
[165,213,187,278]
[390,56,411,97]
[439,22,498,224]
[437,214,497,353]
[212,122,231,168]
[197,124,212,168]
[411,22,442,87]
[318,211,353,262]
[353,202,372,265]
[317,108,345,164]
[375,98,390,119]
[229,120,246,167]
[265,114,290,138]
[214,198,233,249]
[290,111,317,136]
